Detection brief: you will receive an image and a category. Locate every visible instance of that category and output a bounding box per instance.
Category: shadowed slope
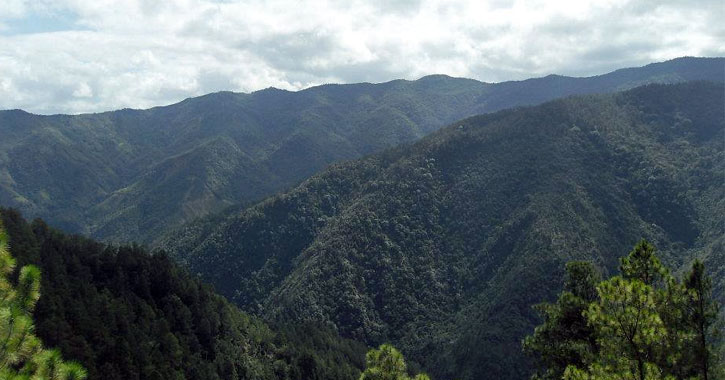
[162,82,724,380]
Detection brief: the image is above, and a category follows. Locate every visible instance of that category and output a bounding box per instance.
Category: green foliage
[564,261,602,302]
[523,262,601,380]
[684,260,720,380]
[163,82,724,380]
[527,239,722,380]
[1,58,722,244]
[620,240,668,286]
[360,344,431,380]
[0,220,87,380]
[581,276,667,379]
[0,209,367,380]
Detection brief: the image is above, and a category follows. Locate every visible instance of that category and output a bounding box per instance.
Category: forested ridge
[1,218,87,380]
[1,57,722,245]
[3,206,720,380]
[162,81,725,380]
[0,60,723,380]
[0,208,368,380]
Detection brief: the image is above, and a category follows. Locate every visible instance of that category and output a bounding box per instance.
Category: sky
[0,0,723,115]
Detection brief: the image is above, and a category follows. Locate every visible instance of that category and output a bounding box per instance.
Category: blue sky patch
[1,9,88,36]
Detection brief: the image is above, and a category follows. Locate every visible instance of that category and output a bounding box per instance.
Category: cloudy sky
[0,0,722,114]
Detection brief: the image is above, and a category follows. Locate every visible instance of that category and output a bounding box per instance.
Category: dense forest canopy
[0,58,722,245]
[162,81,725,380]
[0,219,87,380]
[0,57,723,380]
[0,208,367,380]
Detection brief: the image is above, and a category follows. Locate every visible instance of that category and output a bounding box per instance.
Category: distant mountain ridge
[0,57,722,243]
[161,82,724,380]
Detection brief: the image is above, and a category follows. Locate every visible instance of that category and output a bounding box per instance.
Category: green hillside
[1,57,722,244]
[0,208,367,380]
[161,82,725,380]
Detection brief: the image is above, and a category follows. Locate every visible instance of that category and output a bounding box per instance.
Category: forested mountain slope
[162,82,725,380]
[1,57,722,244]
[0,208,367,380]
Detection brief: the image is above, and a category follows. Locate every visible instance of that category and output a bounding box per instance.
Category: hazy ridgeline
[1,57,721,245]
[0,58,723,380]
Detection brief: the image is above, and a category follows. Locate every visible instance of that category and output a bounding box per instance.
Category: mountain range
[1,57,723,379]
[160,81,724,380]
[1,57,722,244]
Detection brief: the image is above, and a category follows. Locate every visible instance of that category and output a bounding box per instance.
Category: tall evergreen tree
[569,276,666,380]
[620,240,667,286]
[684,260,719,380]
[526,239,722,380]
[523,262,601,380]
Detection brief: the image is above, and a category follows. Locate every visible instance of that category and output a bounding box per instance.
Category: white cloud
[72,82,93,98]
[0,0,28,19]
[0,0,722,114]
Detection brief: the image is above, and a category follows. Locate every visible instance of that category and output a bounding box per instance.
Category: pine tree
[522,261,600,380]
[567,276,666,380]
[684,260,719,380]
[619,239,667,286]
[359,344,430,380]
[0,220,87,380]
[526,239,722,380]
